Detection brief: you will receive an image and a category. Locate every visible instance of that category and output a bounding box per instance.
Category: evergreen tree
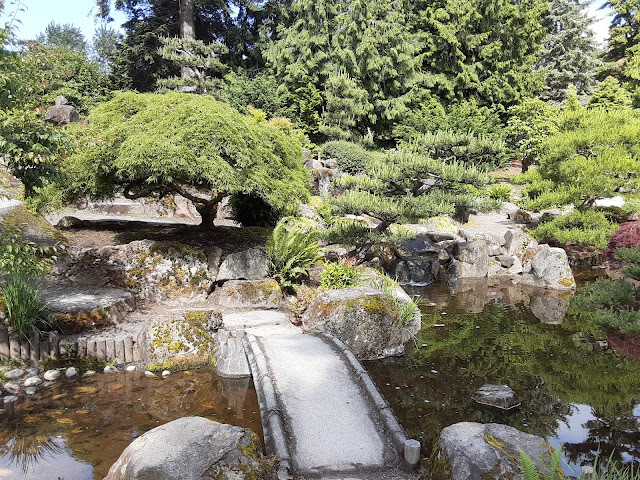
[588,75,633,108]
[409,0,547,109]
[538,0,600,103]
[605,0,640,62]
[266,0,419,139]
[95,0,236,91]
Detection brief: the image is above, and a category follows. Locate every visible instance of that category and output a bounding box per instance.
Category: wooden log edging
[0,327,140,364]
[317,332,420,468]
[242,333,293,480]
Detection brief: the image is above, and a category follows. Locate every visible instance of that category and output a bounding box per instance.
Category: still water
[365,279,640,475]
[0,369,261,479]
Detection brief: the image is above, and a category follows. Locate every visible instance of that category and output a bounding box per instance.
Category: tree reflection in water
[366,281,640,471]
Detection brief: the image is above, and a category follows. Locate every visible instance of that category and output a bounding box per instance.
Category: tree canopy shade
[63,91,311,227]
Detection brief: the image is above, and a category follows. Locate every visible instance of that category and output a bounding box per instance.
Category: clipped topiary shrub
[321,140,375,174]
[530,210,618,248]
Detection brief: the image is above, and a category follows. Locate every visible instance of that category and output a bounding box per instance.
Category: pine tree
[409,0,548,109]
[588,75,633,108]
[538,0,601,103]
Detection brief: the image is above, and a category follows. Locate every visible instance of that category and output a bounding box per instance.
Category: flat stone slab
[40,284,134,313]
[257,334,398,476]
[222,310,291,331]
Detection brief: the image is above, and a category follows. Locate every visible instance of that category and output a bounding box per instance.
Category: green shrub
[321,140,375,174]
[617,247,640,280]
[0,275,54,342]
[0,230,58,277]
[487,184,511,201]
[529,210,618,247]
[266,220,323,287]
[320,260,363,290]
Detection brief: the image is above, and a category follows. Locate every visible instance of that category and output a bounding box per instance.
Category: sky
[3,0,615,46]
[4,0,128,42]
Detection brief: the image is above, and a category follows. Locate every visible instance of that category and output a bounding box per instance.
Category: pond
[365,278,640,476]
[0,369,261,479]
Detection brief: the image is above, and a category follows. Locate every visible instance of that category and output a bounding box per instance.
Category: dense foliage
[266,220,322,287]
[60,91,310,228]
[515,108,640,211]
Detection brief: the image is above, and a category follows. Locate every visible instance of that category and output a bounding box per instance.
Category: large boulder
[444,241,489,281]
[301,287,412,360]
[504,229,537,258]
[211,279,283,310]
[216,248,268,283]
[521,245,575,290]
[430,422,552,480]
[45,101,80,125]
[394,256,440,285]
[55,240,215,297]
[138,309,220,367]
[105,417,264,480]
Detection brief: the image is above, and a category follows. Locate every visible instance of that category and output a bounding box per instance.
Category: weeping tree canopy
[63,91,310,227]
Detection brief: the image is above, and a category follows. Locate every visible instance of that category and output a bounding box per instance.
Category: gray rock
[394,257,440,285]
[3,395,18,403]
[126,366,137,372]
[23,377,43,388]
[450,241,489,278]
[508,209,532,224]
[161,370,170,377]
[302,287,412,360]
[432,422,552,480]
[323,244,354,261]
[104,366,117,374]
[66,367,78,378]
[45,104,80,125]
[43,370,61,381]
[213,330,251,378]
[206,246,223,281]
[26,367,40,375]
[211,279,283,310]
[24,387,38,395]
[504,229,537,258]
[4,369,24,380]
[144,371,156,377]
[521,245,575,290]
[105,416,259,480]
[138,310,216,367]
[84,370,96,376]
[216,248,268,282]
[3,382,20,395]
[487,256,523,278]
[472,384,520,410]
[54,95,68,106]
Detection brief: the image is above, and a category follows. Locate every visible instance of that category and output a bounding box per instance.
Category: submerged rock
[431,422,552,480]
[472,384,520,410]
[105,416,261,480]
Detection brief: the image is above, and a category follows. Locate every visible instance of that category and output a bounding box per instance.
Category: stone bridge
[218,310,420,480]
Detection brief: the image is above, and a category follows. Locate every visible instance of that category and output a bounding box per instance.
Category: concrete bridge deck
[243,325,418,480]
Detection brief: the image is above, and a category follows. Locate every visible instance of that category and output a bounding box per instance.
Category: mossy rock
[211,279,283,310]
[139,309,219,366]
[301,286,410,360]
[0,203,67,247]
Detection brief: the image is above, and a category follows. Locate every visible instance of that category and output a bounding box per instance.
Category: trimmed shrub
[530,210,618,247]
[321,140,375,174]
[320,260,363,290]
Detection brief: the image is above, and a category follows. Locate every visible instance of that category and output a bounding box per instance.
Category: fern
[520,449,540,480]
[266,220,323,287]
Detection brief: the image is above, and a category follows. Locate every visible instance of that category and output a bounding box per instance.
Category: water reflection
[0,369,261,480]
[367,280,640,473]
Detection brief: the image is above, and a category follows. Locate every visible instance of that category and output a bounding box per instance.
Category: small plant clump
[487,184,512,201]
[320,260,363,290]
